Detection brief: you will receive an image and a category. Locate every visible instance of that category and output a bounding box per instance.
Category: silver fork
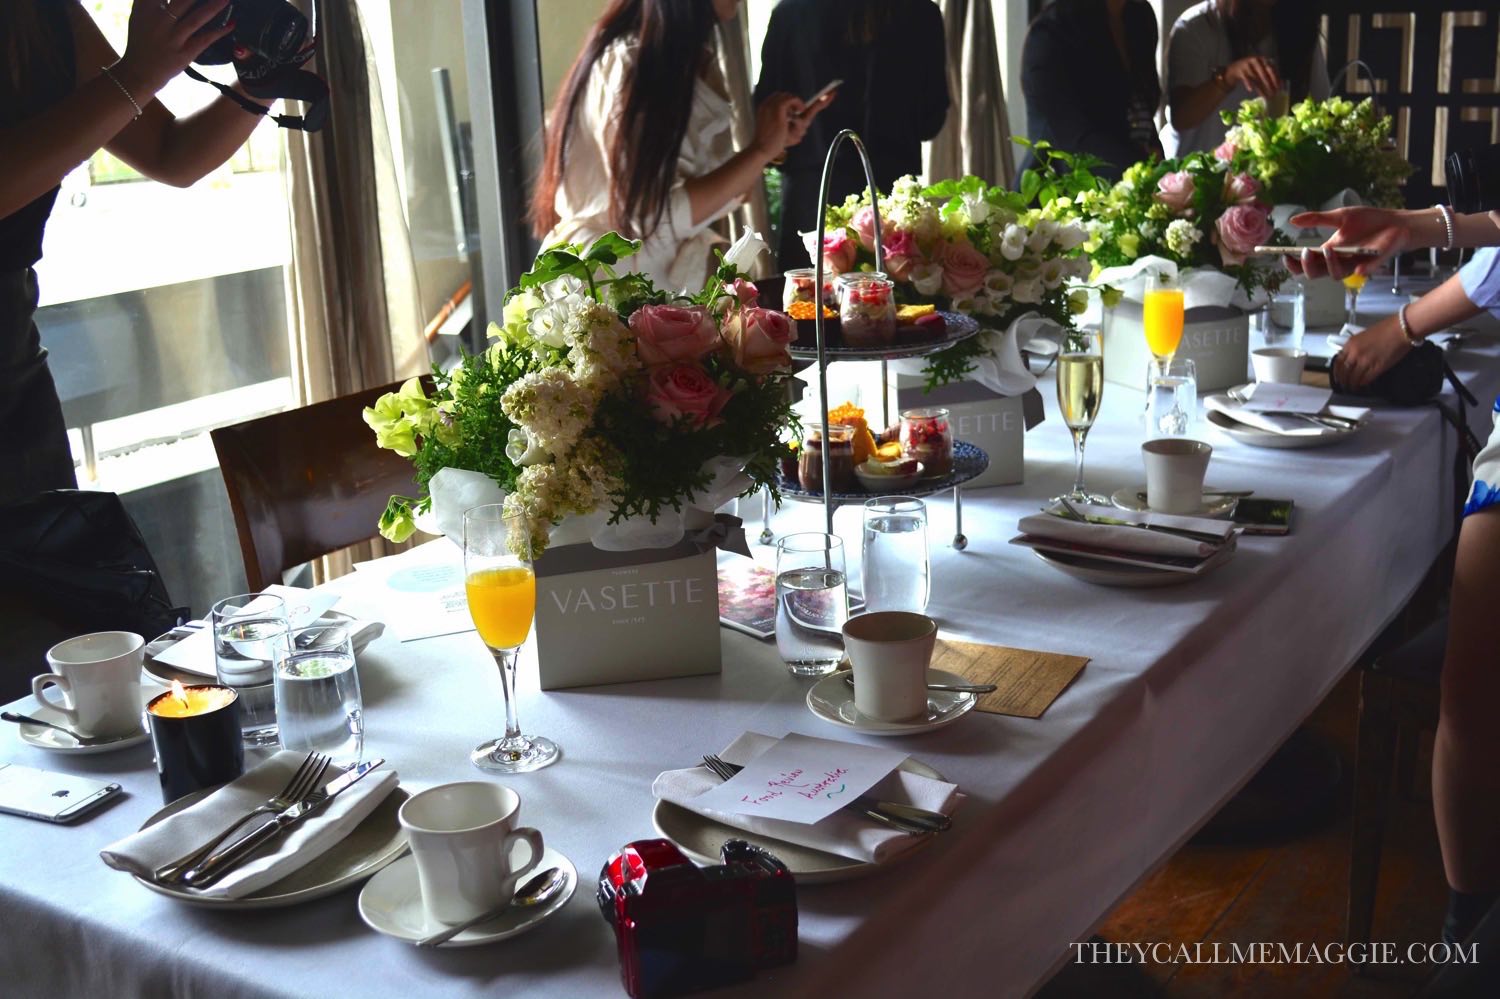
[152,752,331,883]
[702,754,949,835]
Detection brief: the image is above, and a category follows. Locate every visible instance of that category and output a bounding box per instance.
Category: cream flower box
[1104,302,1250,393]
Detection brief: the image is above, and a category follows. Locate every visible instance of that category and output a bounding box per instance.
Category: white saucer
[805,668,976,736]
[1110,486,1239,518]
[358,846,577,947]
[14,701,150,755]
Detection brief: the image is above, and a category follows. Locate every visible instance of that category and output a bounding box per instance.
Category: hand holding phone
[799,79,841,116]
[1252,245,1382,258]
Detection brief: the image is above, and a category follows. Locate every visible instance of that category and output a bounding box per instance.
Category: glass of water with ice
[775,533,849,677]
[863,497,929,613]
[1146,357,1197,439]
[212,593,291,747]
[275,624,364,764]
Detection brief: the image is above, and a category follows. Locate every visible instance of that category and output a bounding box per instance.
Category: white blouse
[542,40,741,293]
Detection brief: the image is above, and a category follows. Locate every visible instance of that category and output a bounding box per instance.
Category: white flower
[1054,223,1088,251]
[1025,219,1058,254]
[1011,278,1044,304]
[566,301,639,394]
[505,428,547,466]
[1165,218,1204,256]
[540,275,585,303]
[501,368,592,455]
[999,223,1027,261]
[984,269,1014,296]
[1138,221,1159,240]
[910,261,945,296]
[722,229,768,273]
[1067,255,1094,280]
[1040,258,1067,289]
[951,294,981,314]
[528,296,582,349]
[961,191,990,225]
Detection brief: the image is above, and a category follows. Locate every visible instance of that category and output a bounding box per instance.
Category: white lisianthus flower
[999,223,1027,261]
[961,191,990,225]
[540,275,586,303]
[910,261,945,296]
[528,297,579,349]
[722,229,768,273]
[505,428,548,466]
[1054,223,1088,251]
[1011,277,1045,304]
[1040,258,1067,289]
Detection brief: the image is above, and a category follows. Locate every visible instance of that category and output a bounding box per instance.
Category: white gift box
[1104,302,1250,393]
[894,378,1044,487]
[530,514,738,690]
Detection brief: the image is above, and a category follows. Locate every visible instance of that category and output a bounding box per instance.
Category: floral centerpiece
[815,174,1092,387]
[365,232,798,555]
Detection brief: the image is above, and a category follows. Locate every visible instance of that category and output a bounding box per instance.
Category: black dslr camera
[187,0,329,132]
[1445,146,1500,215]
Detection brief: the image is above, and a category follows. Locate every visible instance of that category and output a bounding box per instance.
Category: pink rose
[1214,140,1238,162]
[822,230,857,274]
[727,278,759,307]
[851,205,883,250]
[724,306,796,375]
[1223,172,1261,205]
[1214,204,1273,265]
[941,240,989,299]
[629,304,719,366]
[1155,171,1196,214]
[882,229,920,282]
[645,363,733,429]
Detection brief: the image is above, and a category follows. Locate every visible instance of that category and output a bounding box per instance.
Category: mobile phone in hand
[802,79,842,110]
[1252,245,1382,258]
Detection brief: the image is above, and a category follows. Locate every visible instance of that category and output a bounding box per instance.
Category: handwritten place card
[1240,382,1332,414]
[693,733,909,825]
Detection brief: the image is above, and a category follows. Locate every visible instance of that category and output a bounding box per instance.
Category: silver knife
[179,759,385,888]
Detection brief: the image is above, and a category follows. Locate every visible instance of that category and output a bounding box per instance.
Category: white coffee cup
[1142,439,1213,515]
[33,631,145,737]
[1251,347,1308,385]
[842,612,938,722]
[398,782,544,925]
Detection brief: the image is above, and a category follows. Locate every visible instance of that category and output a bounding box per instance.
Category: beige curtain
[283,1,426,578]
[925,0,1014,188]
[717,15,774,279]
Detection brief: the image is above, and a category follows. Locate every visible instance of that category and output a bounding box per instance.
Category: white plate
[1205,407,1362,450]
[1032,549,1205,588]
[853,461,925,493]
[1110,486,1239,518]
[13,695,151,755]
[650,757,945,884]
[358,847,576,947]
[133,786,410,909]
[805,668,976,736]
[143,611,383,687]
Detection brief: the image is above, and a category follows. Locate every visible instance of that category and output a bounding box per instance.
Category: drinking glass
[275,624,363,764]
[463,504,559,773]
[212,593,291,747]
[1343,271,1367,328]
[775,533,849,677]
[862,497,929,614]
[1054,328,1108,505]
[1142,272,1185,365]
[1146,357,1197,438]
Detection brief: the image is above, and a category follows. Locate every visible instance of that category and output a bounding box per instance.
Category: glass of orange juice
[1142,272,1186,365]
[463,503,559,773]
[1342,272,1367,328]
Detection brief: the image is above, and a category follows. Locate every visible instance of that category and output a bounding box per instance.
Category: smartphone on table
[1231,498,1295,536]
[0,763,124,823]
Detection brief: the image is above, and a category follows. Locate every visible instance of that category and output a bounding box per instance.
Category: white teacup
[1142,439,1213,515]
[842,612,938,722]
[398,782,544,926]
[1251,347,1308,385]
[33,631,145,737]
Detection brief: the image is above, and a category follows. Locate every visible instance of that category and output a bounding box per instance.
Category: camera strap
[184,66,329,132]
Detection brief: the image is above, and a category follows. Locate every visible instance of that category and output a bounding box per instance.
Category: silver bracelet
[1435,203,1456,251]
[101,63,142,119]
[1397,303,1423,347]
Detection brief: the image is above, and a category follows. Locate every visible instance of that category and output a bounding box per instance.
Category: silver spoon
[416,866,568,948]
[1,711,121,747]
[841,674,995,695]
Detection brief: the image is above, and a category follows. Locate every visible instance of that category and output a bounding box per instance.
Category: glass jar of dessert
[798,423,856,493]
[833,270,888,306]
[839,275,896,346]
[899,407,953,478]
[783,268,836,311]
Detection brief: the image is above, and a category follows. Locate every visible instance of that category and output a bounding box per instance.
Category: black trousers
[0,268,77,505]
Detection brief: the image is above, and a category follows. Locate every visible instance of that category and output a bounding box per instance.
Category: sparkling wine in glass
[1054,328,1108,505]
[463,504,559,773]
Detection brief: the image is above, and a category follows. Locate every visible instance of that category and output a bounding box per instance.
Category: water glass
[775,533,849,677]
[862,497,929,613]
[1146,357,1197,438]
[276,624,364,764]
[212,593,291,747]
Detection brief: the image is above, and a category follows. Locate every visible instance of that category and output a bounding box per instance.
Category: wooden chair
[211,382,421,591]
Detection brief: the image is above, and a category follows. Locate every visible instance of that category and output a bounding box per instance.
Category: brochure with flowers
[716,550,862,640]
[364,232,799,555]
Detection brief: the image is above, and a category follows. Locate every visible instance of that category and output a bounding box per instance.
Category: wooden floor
[1039,671,1450,998]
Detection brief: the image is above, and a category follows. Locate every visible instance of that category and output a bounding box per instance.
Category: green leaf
[1019,169,1042,204]
[582,232,641,266]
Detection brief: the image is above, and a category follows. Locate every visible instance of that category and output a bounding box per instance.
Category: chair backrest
[211,382,420,591]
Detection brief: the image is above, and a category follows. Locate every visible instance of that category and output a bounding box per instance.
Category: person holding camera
[1290,200,1500,947]
[0,0,273,505]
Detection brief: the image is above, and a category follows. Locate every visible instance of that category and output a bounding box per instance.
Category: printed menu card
[693,733,908,825]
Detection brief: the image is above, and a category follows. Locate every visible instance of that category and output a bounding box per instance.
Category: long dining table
[2,284,1496,999]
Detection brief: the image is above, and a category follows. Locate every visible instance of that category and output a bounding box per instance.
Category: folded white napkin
[1239,382,1332,414]
[1205,394,1370,436]
[1017,512,1222,558]
[101,751,398,899]
[652,732,963,865]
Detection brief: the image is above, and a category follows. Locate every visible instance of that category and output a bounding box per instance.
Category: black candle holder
[146,685,245,804]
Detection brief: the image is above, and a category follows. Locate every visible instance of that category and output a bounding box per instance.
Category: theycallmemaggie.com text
[1071,940,1481,966]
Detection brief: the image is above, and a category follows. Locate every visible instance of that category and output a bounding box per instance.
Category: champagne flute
[1342,271,1367,328]
[1142,272,1185,367]
[1054,328,1108,505]
[463,504,559,773]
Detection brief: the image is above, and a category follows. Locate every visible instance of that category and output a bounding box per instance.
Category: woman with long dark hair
[1162,0,1329,157]
[531,0,829,291]
[1,0,271,504]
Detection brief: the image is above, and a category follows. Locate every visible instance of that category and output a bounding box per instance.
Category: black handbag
[1329,340,1449,406]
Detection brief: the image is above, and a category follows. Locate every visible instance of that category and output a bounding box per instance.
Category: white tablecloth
[2,287,1495,999]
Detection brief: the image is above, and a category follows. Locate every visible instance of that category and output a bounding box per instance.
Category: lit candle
[148,681,238,718]
[146,682,244,804]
